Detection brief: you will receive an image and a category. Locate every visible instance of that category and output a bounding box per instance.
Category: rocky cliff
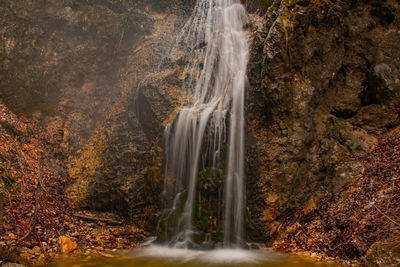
[244,0,400,255]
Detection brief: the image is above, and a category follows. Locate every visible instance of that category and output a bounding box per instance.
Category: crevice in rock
[369,4,395,27]
[330,109,358,119]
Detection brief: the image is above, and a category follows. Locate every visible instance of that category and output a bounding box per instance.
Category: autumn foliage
[0,102,75,258]
[274,127,400,260]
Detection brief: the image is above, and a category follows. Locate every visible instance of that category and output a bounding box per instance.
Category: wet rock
[58,236,77,254]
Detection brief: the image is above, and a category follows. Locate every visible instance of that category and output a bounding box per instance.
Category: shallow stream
[50,246,334,267]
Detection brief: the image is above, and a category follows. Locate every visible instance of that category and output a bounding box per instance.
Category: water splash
[161,0,249,248]
[131,245,278,265]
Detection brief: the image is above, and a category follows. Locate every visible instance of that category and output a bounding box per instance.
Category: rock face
[0,0,191,227]
[244,0,400,242]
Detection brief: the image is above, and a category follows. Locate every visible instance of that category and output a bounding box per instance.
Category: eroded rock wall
[245,0,400,242]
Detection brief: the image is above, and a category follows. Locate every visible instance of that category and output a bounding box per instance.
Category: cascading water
[160,0,249,248]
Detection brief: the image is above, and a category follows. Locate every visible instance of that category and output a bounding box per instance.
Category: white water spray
[162,0,249,248]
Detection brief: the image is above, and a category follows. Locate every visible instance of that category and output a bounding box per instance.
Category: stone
[58,236,77,254]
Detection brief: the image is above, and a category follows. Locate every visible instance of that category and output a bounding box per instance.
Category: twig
[15,190,39,244]
[74,214,122,225]
[375,206,400,227]
[77,225,82,242]
[37,158,49,195]
[36,233,51,261]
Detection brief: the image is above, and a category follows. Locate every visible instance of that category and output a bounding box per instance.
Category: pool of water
[50,246,335,266]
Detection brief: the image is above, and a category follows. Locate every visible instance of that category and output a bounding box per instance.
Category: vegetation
[67,133,107,208]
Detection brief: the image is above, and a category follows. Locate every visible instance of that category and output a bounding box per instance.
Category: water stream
[161,0,248,248]
[51,246,332,267]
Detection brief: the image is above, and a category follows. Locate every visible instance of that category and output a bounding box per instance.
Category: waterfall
[161,0,249,248]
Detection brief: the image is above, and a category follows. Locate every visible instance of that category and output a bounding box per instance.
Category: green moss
[0,167,20,197]
[198,167,211,184]
[197,161,226,190]
[22,125,34,137]
[18,49,30,58]
[30,70,42,83]
[225,111,231,126]
[67,133,107,207]
[193,202,209,231]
